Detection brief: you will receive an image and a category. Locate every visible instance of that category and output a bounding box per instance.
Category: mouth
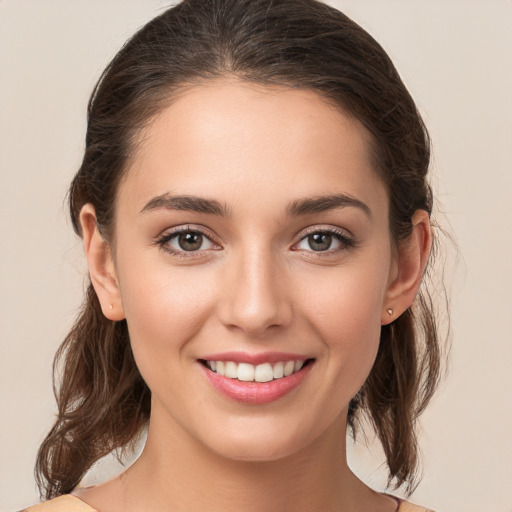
[198,356,315,404]
[199,358,314,383]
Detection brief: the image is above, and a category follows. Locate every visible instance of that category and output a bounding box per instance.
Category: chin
[196,417,324,464]
[211,438,302,463]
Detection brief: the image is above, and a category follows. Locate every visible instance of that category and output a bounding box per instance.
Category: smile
[205,360,307,382]
[199,355,314,404]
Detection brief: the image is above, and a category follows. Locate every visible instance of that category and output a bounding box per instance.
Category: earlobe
[381,210,432,325]
[79,204,125,321]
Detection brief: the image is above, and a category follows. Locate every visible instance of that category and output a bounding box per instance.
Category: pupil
[178,232,202,251]
[309,233,331,251]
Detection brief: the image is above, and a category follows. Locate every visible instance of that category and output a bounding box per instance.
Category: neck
[117,408,375,512]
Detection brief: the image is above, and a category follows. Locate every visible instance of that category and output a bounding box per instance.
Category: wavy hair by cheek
[36,0,442,499]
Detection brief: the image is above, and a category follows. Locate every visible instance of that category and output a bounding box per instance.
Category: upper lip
[199,351,311,365]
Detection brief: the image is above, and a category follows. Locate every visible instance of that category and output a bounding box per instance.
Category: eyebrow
[286,194,371,218]
[140,193,230,216]
[140,192,371,218]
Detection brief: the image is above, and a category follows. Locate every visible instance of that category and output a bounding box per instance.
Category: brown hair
[36,0,442,499]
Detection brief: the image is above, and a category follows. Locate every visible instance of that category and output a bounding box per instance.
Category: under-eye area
[199,358,315,383]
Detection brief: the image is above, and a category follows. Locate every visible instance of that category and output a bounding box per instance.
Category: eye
[294,228,353,253]
[157,228,217,255]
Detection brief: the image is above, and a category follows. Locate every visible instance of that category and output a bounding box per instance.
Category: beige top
[23,494,435,511]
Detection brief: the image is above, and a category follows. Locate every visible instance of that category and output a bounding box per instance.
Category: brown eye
[178,232,204,251]
[294,228,352,254]
[307,233,332,251]
[159,229,216,254]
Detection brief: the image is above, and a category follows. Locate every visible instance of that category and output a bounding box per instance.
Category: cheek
[116,256,218,380]
[299,263,388,390]
[303,264,387,338]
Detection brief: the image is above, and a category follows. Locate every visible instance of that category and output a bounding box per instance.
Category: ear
[381,209,432,325]
[80,204,125,321]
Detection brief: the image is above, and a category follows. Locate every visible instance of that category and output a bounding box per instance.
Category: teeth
[225,361,237,379]
[273,361,284,379]
[254,363,273,382]
[237,363,255,382]
[206,359,308,382]
[284,361,295,377]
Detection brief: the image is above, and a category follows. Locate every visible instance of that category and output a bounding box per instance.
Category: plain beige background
[1,1,511,511]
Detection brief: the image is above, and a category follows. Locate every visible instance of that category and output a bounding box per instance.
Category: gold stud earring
[108,304,113,310]
[386,308,393,316]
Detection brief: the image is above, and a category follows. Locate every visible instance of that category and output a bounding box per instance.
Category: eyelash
[155,225,355,259]
[155,225,219,258]
[294,226,355,256]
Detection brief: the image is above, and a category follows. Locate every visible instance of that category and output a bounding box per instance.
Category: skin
[77,79,431,512]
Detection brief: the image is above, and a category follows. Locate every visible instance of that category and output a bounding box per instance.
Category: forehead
[120,79,387,217]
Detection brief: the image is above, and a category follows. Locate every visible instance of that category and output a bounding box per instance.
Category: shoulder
[398,499,436,512]
[21,495,97,512]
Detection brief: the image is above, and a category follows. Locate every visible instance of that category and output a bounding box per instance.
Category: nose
[217,244,293,337]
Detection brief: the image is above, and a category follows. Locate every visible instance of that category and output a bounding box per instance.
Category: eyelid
[155,225,221,257]
[155,224,355,258]
[291,225,355,253]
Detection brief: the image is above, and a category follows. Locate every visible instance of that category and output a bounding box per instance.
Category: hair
[36,0,442,500]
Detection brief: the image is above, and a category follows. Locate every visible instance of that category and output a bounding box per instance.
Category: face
[105,80,398,461]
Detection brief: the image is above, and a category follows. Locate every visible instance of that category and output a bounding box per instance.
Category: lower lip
[200,362,313,404]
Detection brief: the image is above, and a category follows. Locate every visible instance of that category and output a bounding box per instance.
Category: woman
[25,0,441,510]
